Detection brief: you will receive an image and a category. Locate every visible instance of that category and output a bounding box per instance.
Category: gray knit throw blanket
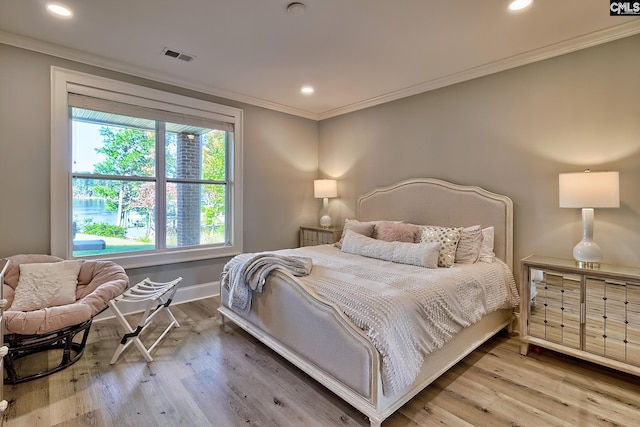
[222,253,313,313]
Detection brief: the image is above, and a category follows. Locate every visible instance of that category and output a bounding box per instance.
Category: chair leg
[3,351,19,385]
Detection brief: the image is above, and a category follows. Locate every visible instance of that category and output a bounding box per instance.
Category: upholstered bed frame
[219,178,515,426]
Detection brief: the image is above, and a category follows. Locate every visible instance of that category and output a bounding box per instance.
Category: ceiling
[1,1,639,120]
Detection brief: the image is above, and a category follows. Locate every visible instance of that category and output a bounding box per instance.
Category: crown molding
[0,30,320,121]
[2,20,640,123]
[317,20,640,120]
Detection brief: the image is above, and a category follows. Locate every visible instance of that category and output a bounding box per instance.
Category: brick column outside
[176,132,201,247]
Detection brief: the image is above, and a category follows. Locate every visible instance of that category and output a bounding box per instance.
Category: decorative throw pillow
[374,222,420,243]
[479,226,495,263]
[11,260,82,311]
[455,225,483,264]
[341,230,439,268]
[419,225,463,268]
[334,219,377,249]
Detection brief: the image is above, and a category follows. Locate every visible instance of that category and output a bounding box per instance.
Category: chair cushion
[3,255,129,335]
[11,260,82,311]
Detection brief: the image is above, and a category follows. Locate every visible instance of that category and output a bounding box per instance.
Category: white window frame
[51,67,243,268]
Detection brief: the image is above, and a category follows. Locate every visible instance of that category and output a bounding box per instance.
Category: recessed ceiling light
[508,0,533,11]
[301,85,314,95]
[47,3,73,17]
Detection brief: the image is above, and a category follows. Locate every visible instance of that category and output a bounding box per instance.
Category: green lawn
[73,234,154,256]
[72,230,225,256]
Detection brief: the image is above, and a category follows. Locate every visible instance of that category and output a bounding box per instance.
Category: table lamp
[559,170,619,267]
[314,179,337,228]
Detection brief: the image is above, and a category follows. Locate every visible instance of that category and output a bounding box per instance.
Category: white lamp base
[319,197,332,228]
[573,208,602,268]
[572,239,602,268]
[320,214,332,228]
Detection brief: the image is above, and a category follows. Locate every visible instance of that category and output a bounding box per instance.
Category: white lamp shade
[559,171,619,208]
[314,179,337,199]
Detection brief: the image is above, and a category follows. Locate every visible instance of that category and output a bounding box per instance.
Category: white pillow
[418,225,463,268]
[12,260,82,311]
[479,226,495,263]
[341,230,439,268]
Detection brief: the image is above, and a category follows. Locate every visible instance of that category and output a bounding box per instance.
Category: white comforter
[226,245,519,397]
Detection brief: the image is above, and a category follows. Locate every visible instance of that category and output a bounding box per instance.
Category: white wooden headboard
[357,178,513,271]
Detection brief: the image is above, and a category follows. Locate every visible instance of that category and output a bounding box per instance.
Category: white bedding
[225,244,519,397]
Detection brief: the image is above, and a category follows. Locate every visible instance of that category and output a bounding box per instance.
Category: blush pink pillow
[335,219,377,249]
[374,222,420,243]
[455,225,483,264]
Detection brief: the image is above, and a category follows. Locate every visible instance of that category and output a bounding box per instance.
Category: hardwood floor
[4,297,640,426]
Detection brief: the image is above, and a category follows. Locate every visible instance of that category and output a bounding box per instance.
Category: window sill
[76,245,241,269]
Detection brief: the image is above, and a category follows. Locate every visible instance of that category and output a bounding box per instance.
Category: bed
[218,178,518,426]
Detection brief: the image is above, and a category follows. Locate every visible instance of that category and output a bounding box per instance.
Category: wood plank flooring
[3,297,640,427]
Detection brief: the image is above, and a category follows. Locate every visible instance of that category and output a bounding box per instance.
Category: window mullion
[71,173,156,182]
[166,178,226,185]
[156,122,167,250]
[225,131,232,244]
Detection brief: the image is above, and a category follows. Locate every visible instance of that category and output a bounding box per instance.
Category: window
[52,68,243,268]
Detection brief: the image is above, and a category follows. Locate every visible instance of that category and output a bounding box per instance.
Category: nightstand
[520,255,640,377]
[299,226,342,247]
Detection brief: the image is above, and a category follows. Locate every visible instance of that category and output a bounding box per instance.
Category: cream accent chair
[2,254,128,383]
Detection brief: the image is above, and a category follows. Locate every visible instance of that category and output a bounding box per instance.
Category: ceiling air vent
[161,47,194,62]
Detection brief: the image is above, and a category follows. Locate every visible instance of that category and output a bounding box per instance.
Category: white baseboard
[94,280,220,322]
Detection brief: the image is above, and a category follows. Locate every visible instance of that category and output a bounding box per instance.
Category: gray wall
[318,34,640,272]
[0,43,319,286]
[2,34,639,289]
